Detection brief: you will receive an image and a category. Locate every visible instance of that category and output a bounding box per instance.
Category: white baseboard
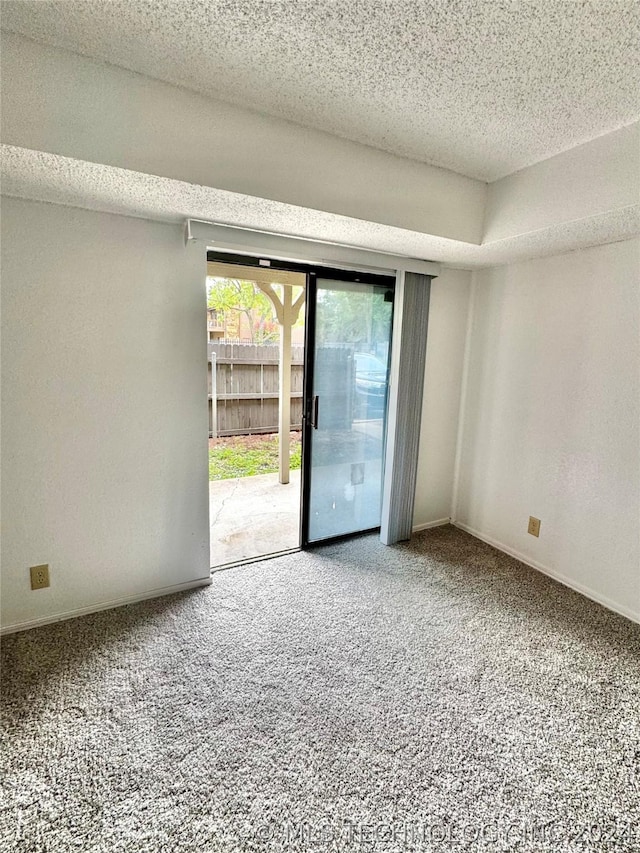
[0,576,213,636]
[452,521,640,626]
[412,518,451,532]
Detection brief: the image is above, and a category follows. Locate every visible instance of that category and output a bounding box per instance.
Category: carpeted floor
[2,526,639,852]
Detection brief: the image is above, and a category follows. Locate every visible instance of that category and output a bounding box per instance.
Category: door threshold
[304,526,380,549]
[210,547,300,574]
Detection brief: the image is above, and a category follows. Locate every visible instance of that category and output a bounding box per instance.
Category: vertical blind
[380,272,432,545]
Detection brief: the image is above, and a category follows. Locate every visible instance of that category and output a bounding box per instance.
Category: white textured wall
[454,239,640,623]
[413,269,471,528]
[0,32,486,244]
[1,199,210,631]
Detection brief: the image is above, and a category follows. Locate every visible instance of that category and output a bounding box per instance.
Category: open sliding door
[203,239,431,554]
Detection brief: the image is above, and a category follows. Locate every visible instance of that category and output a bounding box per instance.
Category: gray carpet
[2,526,639,852]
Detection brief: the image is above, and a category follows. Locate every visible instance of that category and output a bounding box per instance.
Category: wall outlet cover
[30,564,50,590]
[528,517,541,537]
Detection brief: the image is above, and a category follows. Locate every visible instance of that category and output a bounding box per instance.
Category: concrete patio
[209,470,301,567]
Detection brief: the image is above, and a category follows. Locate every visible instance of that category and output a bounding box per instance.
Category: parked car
[354,352,388,415]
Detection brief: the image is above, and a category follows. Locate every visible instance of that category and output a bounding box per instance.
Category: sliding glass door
[302,272,394,544]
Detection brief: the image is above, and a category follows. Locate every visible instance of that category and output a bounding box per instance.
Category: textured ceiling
[2,0,639,181]
[3,145,638,269]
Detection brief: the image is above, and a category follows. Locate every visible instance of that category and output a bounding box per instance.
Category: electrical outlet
[30,564,50,590]
[528,517,541,537]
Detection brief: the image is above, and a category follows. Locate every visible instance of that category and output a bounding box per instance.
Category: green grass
[209,435,302,480]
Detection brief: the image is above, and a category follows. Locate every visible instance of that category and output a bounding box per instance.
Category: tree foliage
[207,277,279,344]
[316,287,392,347]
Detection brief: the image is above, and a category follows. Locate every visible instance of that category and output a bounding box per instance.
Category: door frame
[207,250,396,548]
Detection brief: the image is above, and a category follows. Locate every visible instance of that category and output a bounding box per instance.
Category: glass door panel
[304,276,394,543]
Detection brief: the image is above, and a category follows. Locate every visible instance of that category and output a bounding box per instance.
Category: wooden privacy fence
[208,342,305,437]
